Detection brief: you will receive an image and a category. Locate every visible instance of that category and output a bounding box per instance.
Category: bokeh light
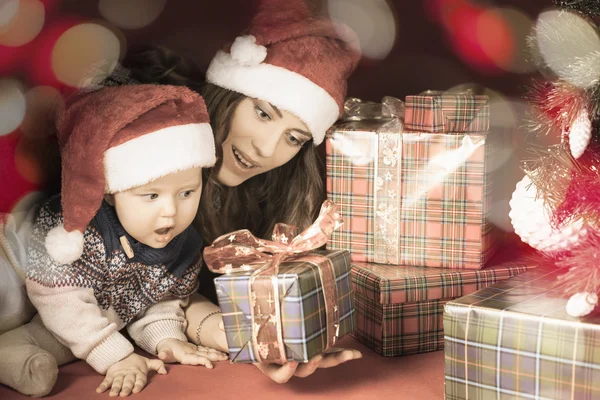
[327,0,396,60]
[20,85,63,139]
[0,0,45,47]
[0,79,26,136]
[0,133,37,212]
[15,136,45,185]
[479,8,535,74]
[26,17,80,89]
[0,0,19,29]
[535,10,600,89]
[99,0,166,30]
[51,22,122,88]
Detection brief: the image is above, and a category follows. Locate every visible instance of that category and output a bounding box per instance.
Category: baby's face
[106,167,203,248]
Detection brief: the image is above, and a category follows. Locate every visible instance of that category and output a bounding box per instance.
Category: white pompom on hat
[46,84,216,264]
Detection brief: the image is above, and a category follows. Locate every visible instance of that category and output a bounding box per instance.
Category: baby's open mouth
[155,227,173,235]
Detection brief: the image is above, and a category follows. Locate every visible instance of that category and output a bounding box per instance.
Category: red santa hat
[46,84,216,264]
[205,0,361,145]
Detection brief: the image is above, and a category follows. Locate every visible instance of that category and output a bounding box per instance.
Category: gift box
[351,247,537,357]
[214,249,354,363]
[204,201,355,364]
[326,96,505,269]
[444,267,600,400]
[404,91,490,133]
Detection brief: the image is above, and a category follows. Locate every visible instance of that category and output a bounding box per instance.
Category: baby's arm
[26,280,134,374]
[127,296,227,367]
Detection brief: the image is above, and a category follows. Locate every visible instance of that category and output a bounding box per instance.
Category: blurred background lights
[535,10,600,89]
[0,0,45,47]
[0,79,26,136]
[51,22,122,88]
[477,8,534,74]
[99,0,166,30]
[0,0,19,28]
[20,86,62,139]
[426,1,534,75]
[327,0,396,60]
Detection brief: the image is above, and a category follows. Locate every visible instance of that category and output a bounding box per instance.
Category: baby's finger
[131,372,147,394]
[320,349,362,368]
[119,372,137,397]
[147,358,167,375]
[109,375,124,397]
[96,375,113,393]
[179,353,214,368]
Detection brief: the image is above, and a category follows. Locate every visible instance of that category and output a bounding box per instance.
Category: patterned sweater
[26,196,202,374]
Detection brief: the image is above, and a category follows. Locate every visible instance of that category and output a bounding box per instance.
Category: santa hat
[46,84,216,264]
[205,0,361,145]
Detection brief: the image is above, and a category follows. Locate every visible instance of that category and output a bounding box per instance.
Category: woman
[121,0,363,383]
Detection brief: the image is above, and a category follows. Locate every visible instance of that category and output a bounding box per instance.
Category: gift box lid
[352,245,540,305]
[447,266,600,325]
[404,92,490,133]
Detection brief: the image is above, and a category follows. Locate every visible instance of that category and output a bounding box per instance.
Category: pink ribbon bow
[203,200,344,364]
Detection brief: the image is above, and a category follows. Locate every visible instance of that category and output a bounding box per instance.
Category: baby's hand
[156,338,228,368]
[96,353,167,397]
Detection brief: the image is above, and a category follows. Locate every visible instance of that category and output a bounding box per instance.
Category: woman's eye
[286,133,304,147]
[144,194,158,200]
[181,190,193,198]
[254,106,271,121]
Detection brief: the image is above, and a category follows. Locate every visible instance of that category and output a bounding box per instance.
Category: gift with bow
[203,200,354,364]
[326,94,506,269]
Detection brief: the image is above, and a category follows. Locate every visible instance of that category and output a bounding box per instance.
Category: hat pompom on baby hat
[46,85,216,264]
[206,0,361,145]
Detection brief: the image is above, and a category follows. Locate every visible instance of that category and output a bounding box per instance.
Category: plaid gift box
[326,111,504,269]
[351,247,537,357]
[404,92,490,133]
[214,249,355,363]
[444,267,600,400]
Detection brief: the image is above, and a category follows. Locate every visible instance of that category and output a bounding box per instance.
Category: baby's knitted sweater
[26,196,202,373]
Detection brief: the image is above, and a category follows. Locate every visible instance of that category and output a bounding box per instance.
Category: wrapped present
[444,266,600,400]
[404,91,490,133]
[204,201,354,364]
[351,246,538,357]
[326,96,506,269]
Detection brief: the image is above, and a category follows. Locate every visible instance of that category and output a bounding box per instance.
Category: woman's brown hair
[120,46,326,243]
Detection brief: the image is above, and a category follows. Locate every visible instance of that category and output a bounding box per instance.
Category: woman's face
[216,98,312,187]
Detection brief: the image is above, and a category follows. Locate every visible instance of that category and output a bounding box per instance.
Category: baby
[20,84,226,397]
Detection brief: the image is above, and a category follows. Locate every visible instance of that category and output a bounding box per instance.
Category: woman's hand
[253,348,363,384]
[96,353,167,397]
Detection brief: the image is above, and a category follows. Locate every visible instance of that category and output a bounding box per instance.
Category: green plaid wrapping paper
[404,93,490,133]
[350,249,536,357]
[214,250,354,363]
[444,267,600,400]
[326,116,500,269]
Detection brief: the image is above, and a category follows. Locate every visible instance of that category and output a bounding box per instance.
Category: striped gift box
[444,267,600,400]
[351,248,536,357]
[326,116,502,269]
[214,250,355,363]
[404,92,490,133]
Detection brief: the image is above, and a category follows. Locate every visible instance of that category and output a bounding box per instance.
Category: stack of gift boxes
[325,91,537,357]
[325,91,599,399]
